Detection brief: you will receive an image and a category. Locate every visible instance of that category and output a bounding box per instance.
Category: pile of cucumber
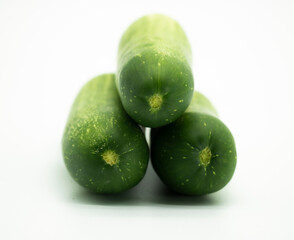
[62,14,237,196]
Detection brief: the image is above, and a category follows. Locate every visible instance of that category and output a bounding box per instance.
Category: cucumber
[62,74,149,194]
[117,14,194,128]
[151,92,237,195]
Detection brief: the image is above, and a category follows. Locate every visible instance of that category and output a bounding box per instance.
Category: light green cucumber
[62,74,149,194]
[151,92,237,195]
[117,14,194,127]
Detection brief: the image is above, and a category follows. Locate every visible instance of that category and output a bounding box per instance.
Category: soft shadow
[55,155,229,207]
[148,184,225,206]
[70,188,140,206]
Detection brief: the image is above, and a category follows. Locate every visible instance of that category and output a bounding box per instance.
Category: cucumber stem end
[149,93,163,111]
[199,147,212,167]
[102,150,119,166]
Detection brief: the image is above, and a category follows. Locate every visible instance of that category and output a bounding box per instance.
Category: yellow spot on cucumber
[101,150,119,166]
[149,93,163,111]
[199,147,212,167]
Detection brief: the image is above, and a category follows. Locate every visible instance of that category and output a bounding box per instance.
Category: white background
[1,0,294,239]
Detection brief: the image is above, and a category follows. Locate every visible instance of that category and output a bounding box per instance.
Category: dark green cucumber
[151,92,237,195]
[117,14,194,128]
[62,74,149,194]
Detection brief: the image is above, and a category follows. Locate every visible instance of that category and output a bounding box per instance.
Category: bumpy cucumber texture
[117,14,194,128]
[151,92,237,195]
[62,74,149,194]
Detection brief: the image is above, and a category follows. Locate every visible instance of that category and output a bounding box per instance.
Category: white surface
[1,0,294,239]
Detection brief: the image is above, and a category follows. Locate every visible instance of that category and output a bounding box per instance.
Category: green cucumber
[151,92,237,195]
[62,74,149,194]
[117,14,194,128]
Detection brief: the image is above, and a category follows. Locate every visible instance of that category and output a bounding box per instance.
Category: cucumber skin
[62,74,149,194]
[117,14,194,128]
[151,92,237,195]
